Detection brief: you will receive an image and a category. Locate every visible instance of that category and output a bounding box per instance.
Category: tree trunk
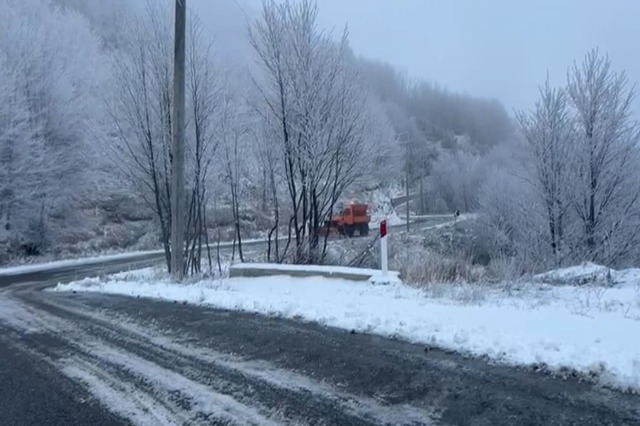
[262,167,268,213]
[419,176,425,214]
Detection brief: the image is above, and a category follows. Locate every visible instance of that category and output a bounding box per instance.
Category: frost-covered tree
[567,49,640,264]
[516,77,575,265]
[478,164,550,272]
[250,0,372,262]
[0,59,39,235]
[358,99,400,189]
[184,16,225,274]
[383,105,432,209]
[108,2,227,273]
[430,149,484,213]
[479,50,640,272]
[217,83,255,263]
[53,0,131,49]
[107,2,174,267]
[0,0,104,255]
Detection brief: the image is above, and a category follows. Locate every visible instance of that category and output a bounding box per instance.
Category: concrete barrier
[229,263,400,282]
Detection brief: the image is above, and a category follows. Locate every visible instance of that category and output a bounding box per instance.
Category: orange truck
[318,203,370,237]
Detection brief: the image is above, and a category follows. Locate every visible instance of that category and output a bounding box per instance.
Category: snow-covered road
[0,289,439,426]
[1,267,639,425]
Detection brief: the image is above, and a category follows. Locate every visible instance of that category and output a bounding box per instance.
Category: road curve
[2,281,639,426]
[1,215,638,425]
[0,216,446,289]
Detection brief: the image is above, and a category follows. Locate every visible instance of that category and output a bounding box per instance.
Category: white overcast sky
[190,0,640,114]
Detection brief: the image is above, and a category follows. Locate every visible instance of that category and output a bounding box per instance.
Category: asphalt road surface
[1,219,639,425]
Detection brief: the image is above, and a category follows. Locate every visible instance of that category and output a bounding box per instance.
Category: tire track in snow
[1,293,441,426]
[33,294,440,425]
[60,359,186,426]
[0,296,295,425]
[61,345,283,426]
[0,298,245,425]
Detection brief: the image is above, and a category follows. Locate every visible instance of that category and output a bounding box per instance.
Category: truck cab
[320,203,370,237]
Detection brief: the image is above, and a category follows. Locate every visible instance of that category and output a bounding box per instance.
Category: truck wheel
[345,226,355,237]
[360,224,369,236]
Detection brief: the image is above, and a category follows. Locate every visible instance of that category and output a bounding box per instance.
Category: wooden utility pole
[171,0,186,280]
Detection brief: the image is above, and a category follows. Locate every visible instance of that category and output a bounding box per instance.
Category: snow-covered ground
[533,261,640,287]
[52,263,640,392]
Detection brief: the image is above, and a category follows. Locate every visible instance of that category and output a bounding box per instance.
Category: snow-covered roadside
[533,261,640,287]
[0,237,274,276]
[52,265,640,392]
[0,250,164,276]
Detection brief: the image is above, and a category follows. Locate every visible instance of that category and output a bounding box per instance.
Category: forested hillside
[0,0,514,266]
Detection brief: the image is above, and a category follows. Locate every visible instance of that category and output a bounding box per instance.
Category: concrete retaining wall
[228,263,393,282]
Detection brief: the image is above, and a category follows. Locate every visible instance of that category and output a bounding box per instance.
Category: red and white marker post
[380,219,388,277]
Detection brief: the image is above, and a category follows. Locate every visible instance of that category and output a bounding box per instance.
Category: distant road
[390,193,419,208]
[0,216,448,288]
